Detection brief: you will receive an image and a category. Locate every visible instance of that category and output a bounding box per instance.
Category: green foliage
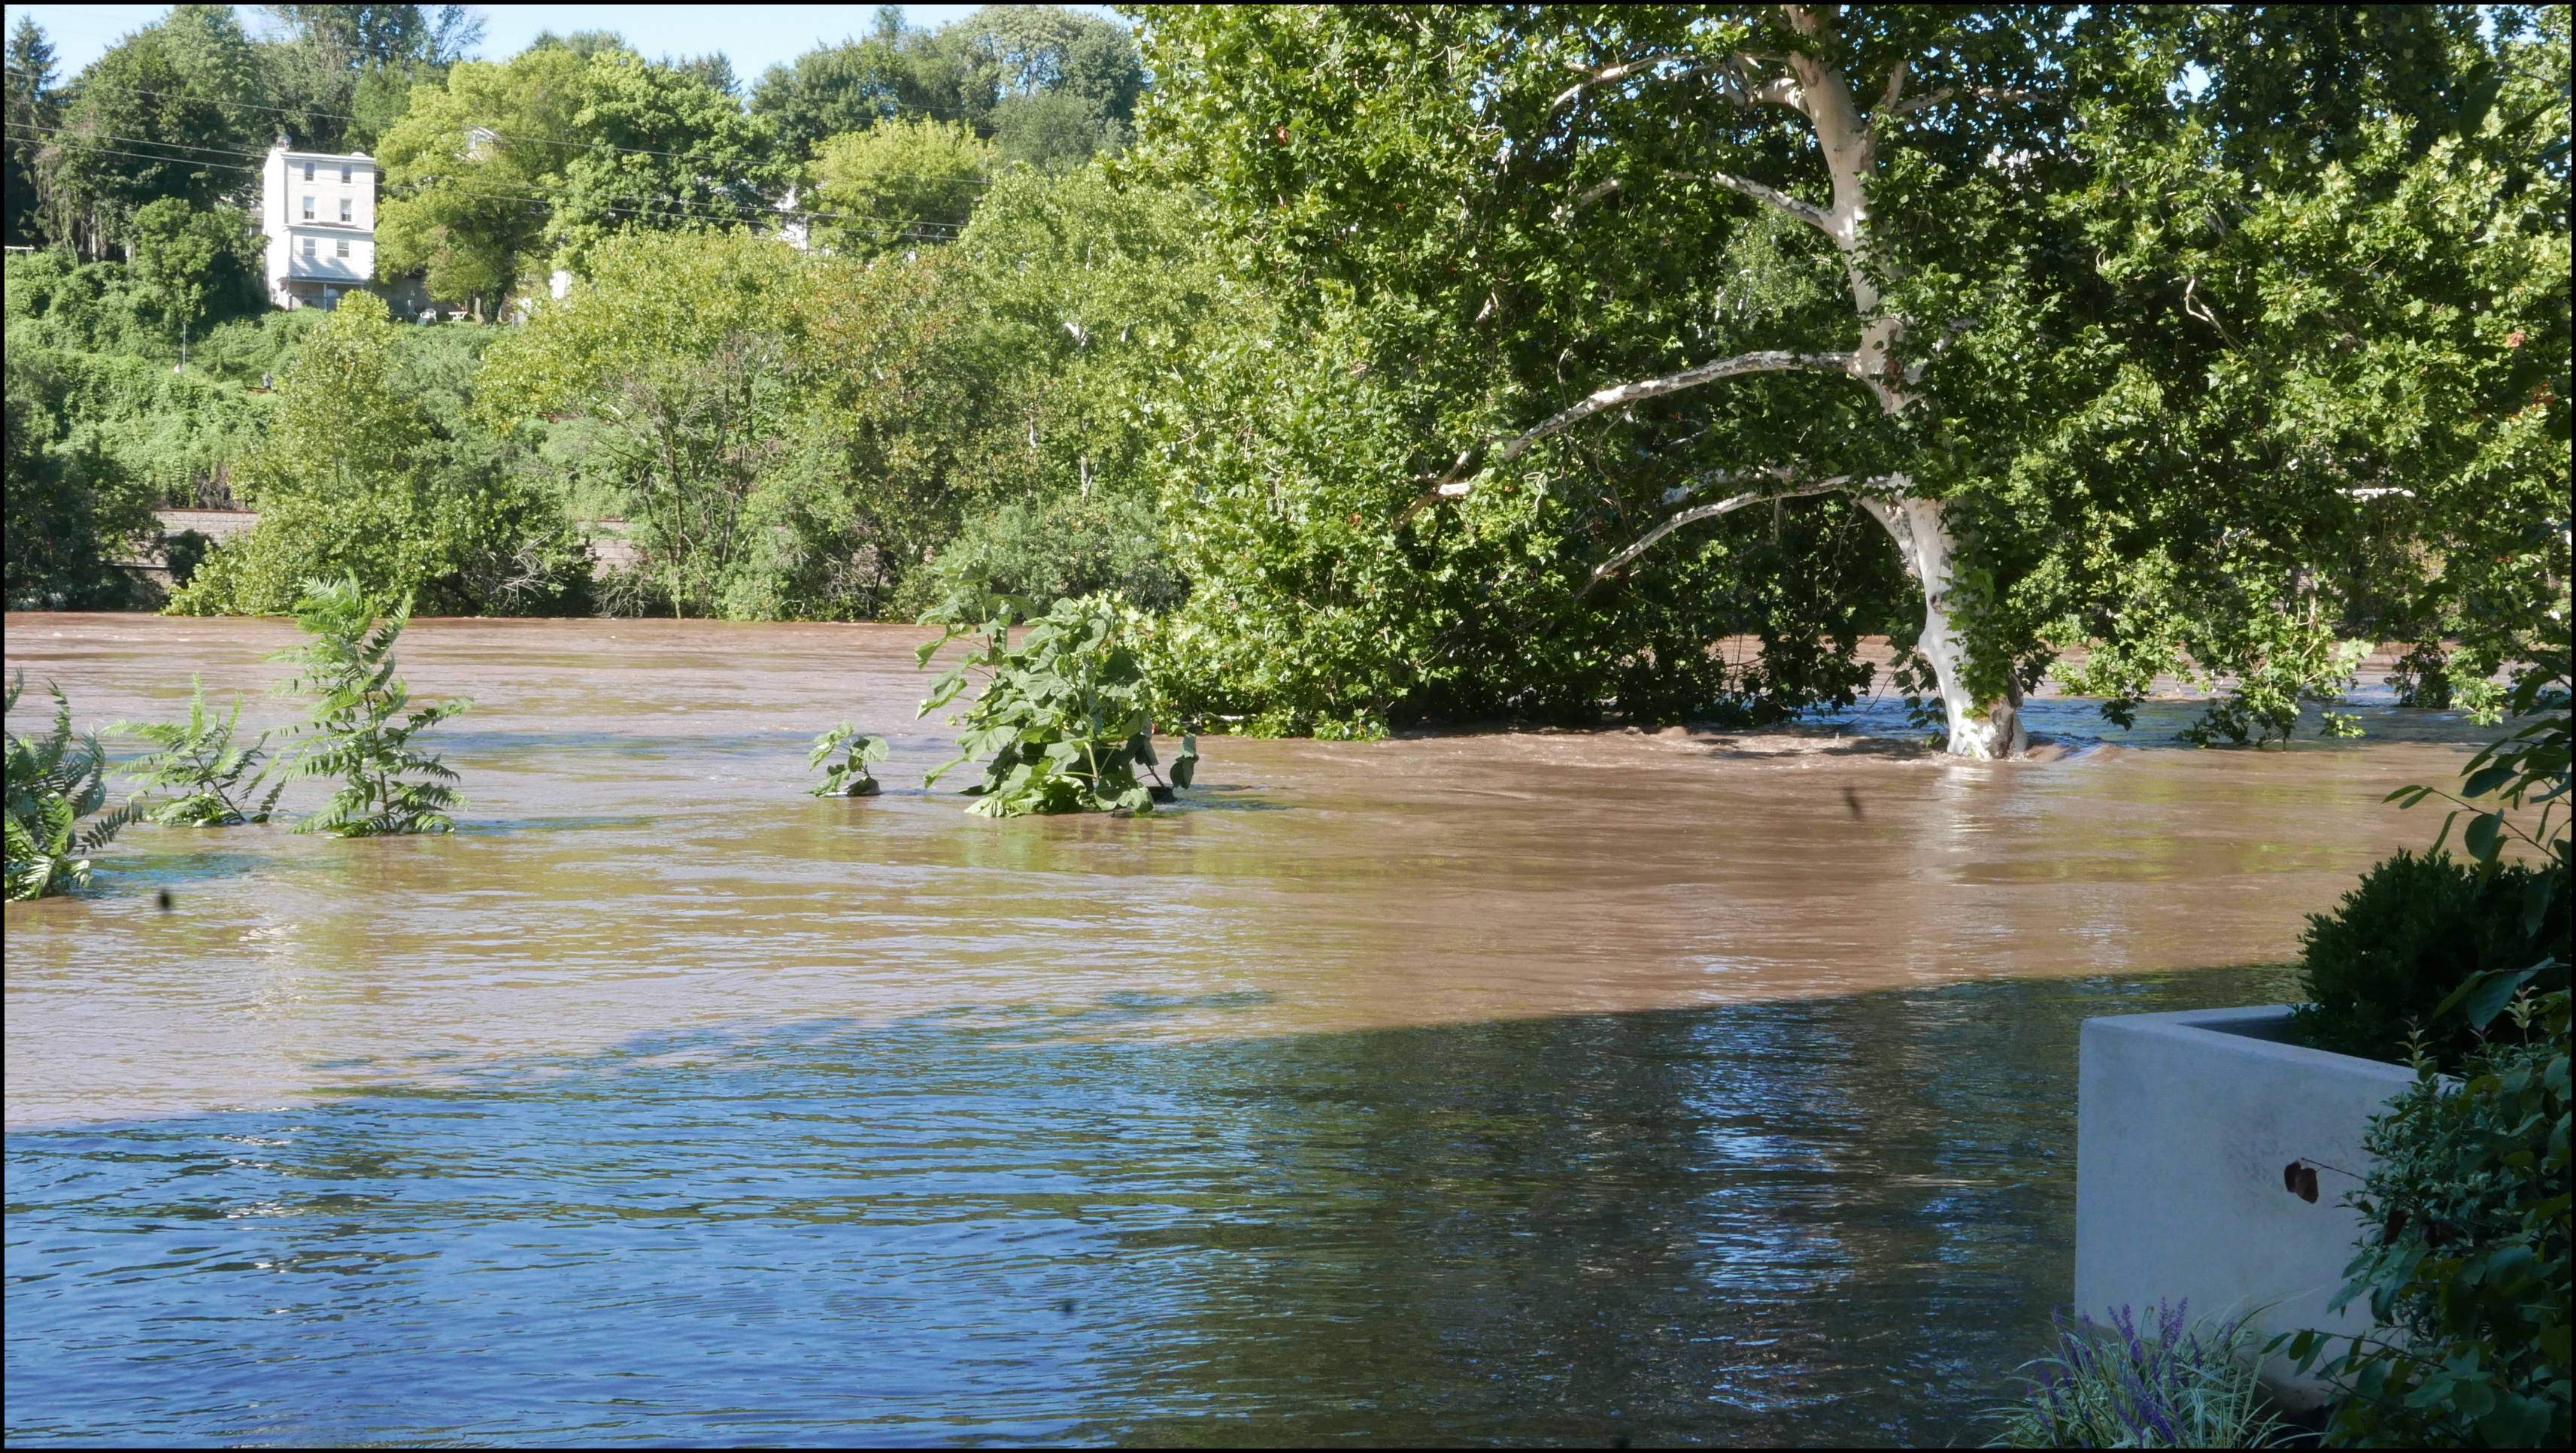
[375,41,785,306]
[171,293,588,616]
[806,723,888,797]
[916,580,1191,816]
[111,674,281,826]
[1131,6,2568,737]
[5,335,156,610]
[2386,648,2573,877]
[6,17,58,247]
[274,575,469,836]
[1986,1303,2288,1448]
[124,199,262,344]
[5,675,141,899]
[750,7,1145,165]
[544,52,788,274]
[38,4,263,256]
[372,45,584,313]
[2289,850,2568,1069]
[2289,989,2571,1448]
[910,493,1185,617]
[811,117,991,253]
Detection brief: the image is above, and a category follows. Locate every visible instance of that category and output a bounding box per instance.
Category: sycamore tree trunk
[1861,493,2027,758]
[1445,7,2041,757]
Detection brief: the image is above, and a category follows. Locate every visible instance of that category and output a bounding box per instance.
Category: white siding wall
[260,145,381,306]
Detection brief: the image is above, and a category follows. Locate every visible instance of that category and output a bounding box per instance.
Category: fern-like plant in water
[275,575,472,836]
[113,675,284,826]
[809,724,888,796]
[5,674,143,899]
[916,578,1196,818]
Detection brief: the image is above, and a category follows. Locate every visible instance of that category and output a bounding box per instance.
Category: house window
[335,239,350,258]
[302,161,314,181]
[302,238,315,259]
[341,163,352,183]
[302,196,314,219]
[339,198,351,222]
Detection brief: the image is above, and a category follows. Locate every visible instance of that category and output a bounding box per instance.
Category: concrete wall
[2076,1005,2420,1406]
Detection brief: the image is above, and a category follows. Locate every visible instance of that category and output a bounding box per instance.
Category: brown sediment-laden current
[2,614,2495,1445]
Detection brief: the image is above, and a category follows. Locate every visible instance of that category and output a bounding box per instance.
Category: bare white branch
[1581,475,1857,592]
[1665,170,1831,235]
[1492,350,1855,467]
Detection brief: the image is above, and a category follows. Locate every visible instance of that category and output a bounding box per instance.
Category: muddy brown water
[2,614,2496,1445]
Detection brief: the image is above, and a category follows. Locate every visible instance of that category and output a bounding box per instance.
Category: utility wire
[4,65,1000,186]
[9,123,969,234]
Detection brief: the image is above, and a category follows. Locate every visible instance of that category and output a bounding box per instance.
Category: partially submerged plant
[275,575,472,836]
[916,578,1197,818]
[1986,1301,2288,1448]
[5,675,143,900]
[809,724,889,796]
[113,675,284,826]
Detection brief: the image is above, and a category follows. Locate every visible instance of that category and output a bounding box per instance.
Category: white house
[258,140,380,310]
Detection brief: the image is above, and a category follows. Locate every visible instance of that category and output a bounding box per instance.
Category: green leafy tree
[257,2,485,153]
[3,328,157,610]
[275,575,469,836]
[373,45,585,316]
[545,51,789,272]
[5,17,59,247]
[5,675,141,899]
[1133,5,2569,751]
[171,291,587,616]
[124,198,257,365]
[749,14,917,156]
[41,4,263,259]
[483,227,975,620]
[113,674,283,826]
[811,117,991,252]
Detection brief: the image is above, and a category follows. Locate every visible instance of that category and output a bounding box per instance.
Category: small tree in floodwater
[277,576,472,836]
[114,675,284,827]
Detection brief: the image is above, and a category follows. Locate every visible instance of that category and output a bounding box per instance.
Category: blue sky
[4,5,1124,83]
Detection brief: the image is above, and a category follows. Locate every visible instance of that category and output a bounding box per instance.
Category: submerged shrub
[2289,990,2571,1448]
[808,725,888,797]
[113,675,281,826]
[2289,850,2568,1067]
[917,578,1195,817]
[276,576,472,836]
[5,675,142,899]
[1986,1302,2288,1448]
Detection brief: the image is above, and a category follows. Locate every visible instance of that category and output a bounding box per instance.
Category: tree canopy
[1131,3,2571,748]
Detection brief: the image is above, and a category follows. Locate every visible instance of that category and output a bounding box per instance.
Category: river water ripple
[2,615,2496,1445]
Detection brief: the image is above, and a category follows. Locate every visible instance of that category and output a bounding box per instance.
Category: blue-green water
[9,968,2292,1447]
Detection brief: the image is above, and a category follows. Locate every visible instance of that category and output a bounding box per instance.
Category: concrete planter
[2077,1005,2420,1406]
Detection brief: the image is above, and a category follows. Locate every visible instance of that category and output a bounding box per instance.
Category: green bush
[900,494,1187,619]
[2289,850,2569,1067]
[5,675,141,899]
[167,295,590,617]
[2289,990,2571,1448]
[916,580,1195,817]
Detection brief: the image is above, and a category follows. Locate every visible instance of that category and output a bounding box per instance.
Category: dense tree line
[5,3,2566,755]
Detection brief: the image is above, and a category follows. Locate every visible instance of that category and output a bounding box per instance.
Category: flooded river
[4,615,2493,1445]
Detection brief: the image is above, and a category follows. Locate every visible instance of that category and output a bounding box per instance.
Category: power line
[8,123,970,235]
[4,64,1000,187]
